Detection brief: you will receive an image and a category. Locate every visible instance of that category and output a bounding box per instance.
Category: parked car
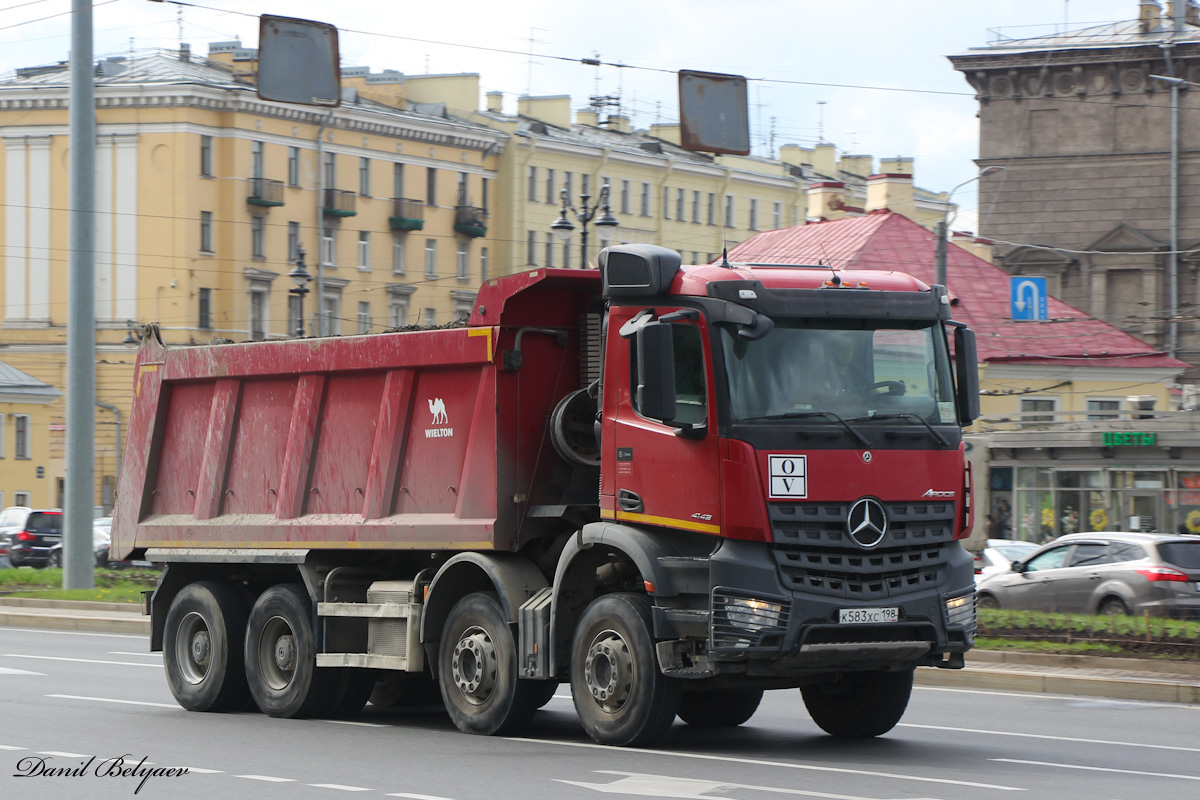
[974,539,1039,579]
[46,523,112,568]
[976,531,1200,618]
[7,509,63,568]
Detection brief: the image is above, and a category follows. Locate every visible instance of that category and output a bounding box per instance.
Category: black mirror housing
[953,325,980,424]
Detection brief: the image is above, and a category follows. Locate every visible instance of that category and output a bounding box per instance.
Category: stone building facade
[949,2,1200,374]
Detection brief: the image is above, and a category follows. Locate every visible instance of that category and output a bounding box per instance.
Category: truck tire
[677,689,763,728]
[801,669,913,738]
[438,592,538,735]
[163,581,250,712]
[370,672,441,707]
[329,668,377,718]
[570,593,681,746]
[245,584,337,718]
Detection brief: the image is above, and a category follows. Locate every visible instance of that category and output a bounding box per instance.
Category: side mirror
[1010,560,1025,573]
[953,325,980,424]
[636,321,677,423]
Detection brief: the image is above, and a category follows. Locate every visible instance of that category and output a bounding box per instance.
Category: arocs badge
[768,455,807,499]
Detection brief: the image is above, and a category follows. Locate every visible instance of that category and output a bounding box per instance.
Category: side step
[316,580,424,672]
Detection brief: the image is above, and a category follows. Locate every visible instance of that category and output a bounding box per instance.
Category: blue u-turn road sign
[1011,276,1048,321]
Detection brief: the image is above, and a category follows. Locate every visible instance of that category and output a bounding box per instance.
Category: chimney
[878,156,913,175]
[865,173,915,217]
[486,91,503,113]
[806,181,847,221]
[607,114,633,133]
[179,43,191,62]
[1140,0,1162,33]
[648,123,681,145]
[517,95,572,127]
[952,231,996,263]
[811,143,837,177]
[839,154,873,177]
[778,144,812,169]
[576,108,599,126]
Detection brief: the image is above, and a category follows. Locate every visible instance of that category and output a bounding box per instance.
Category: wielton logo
[847,498,888,548]
[425,397,452,439]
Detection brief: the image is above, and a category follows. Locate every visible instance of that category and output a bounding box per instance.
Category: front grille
[770,501,957,601]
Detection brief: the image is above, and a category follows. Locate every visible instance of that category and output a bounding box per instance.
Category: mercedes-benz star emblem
[847,498,888,548]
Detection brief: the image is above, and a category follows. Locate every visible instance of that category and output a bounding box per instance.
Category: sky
[0,0,1151,231]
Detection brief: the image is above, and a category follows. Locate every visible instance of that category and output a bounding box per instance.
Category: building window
[707,193,716,225]
[423,308,436,326]
[545,233,555,268]
[249,288,267,341]
[749,198,759,230]
[251,216,265,258]
[288,146,300,186]
[357,301,371,334]
[358,231,371,270]
[392,235,406,275]
[724,195,735,228]
[1020,397,1058,424]
[621,179,631,214]
[288,294,302,335]
[581,174,590,197]
[773,201,782,230]
[324,152,336,190]
[200,211,213,253]
[546,169,556,204]
[662,186,670,219]
[425,239,437,278]
[321,292,341,336]
[199,288,212,329]
[480,247,489,281]
[359,157,371,196]
[389,294,409,327]
[288,221,300,262]
[527,230,537,265]
[321,227,336,266]
[692,191,700,223]
[14,414,30,460]
[564,172,573,204]
[200,134,213,176]
[13,491,29,506]
[457,241,468,280]
[458,172,469,205]
[676,188,685,220]
[426,167,437,206]
[641,182,651,216]
[0,413,5,458]
[528,166,538,201]
[251,140,264,180]
[1087,398,1122,420]
[481,178,490,213]
[393,162,404,199]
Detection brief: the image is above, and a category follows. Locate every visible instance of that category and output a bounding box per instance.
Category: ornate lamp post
[288,246,313,337]
[551,182,619,266]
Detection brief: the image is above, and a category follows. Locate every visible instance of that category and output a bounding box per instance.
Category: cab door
[607,307,722,536]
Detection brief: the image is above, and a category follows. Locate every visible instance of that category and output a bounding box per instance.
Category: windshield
[720,320,956,425]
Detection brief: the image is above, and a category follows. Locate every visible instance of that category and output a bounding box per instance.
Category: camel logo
[425,398,452,439]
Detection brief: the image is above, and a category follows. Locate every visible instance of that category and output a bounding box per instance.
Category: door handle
[618,490,644,513]
[1089,575,1102,581]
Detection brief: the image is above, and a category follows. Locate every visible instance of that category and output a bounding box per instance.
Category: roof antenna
[720,246,731,268]
[819,243,841,285]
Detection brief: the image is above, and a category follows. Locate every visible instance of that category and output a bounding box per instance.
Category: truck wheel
[801,669,913,738]
[245,584,336,718]
[677,689,763,728]
[438,592,538,735]
[163,582,250,712]
[328,668,377,718]
[370,672,442,707]
[570,593,681,746]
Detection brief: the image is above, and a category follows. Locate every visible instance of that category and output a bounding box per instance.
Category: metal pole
[580,224,589,267]
[935,219,948,288]
[314,110,334,336]
[65,0,95,588]
[1168,0,1185,359]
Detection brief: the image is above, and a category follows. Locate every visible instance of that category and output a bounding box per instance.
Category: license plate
[839,607,899,624]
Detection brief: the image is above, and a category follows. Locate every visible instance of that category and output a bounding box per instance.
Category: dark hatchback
[8,510,63,568]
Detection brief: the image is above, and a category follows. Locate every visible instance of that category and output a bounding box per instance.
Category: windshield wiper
[745,411,872,449]
[848,412,951,448]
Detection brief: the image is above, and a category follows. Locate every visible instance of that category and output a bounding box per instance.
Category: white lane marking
[902,723,1200,754]
[503,738,1023,791]
[387,794,457,800]
[109,651,161,658]
[48,694,178,709]
[4,654,158,668]
[0,666,45,675]
[308,784,373,792]
[0,746,28,751]
[236,775,297,782]
[39,751,91,758]
[992,759,1200,782]
[185,767,224,774]
[324,719,388,728]
[560,770,914,800]
[0,627,144,639]
[915,686,1196,710]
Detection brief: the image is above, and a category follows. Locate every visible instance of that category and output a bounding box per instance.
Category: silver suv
[976,532,1200,618]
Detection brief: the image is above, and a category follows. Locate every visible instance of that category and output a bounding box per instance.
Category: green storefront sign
[1102,432,1157,447]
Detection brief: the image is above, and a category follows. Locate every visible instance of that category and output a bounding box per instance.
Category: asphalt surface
[1,622,1199,800]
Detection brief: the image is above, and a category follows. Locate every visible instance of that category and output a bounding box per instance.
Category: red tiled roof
[727,211,1188,370]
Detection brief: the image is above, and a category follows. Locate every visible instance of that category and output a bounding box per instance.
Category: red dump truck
[113,244,979,746]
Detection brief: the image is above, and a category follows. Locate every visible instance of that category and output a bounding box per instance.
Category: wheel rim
[176,611,212,685]
[258,615,297,691]
[451,625,497,705]
[583,629,634,713]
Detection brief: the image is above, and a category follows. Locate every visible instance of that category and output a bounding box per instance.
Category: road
[0,625,1197,800]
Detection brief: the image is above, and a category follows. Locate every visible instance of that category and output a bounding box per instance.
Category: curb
[0,608,150,635]
[916,664,1200,704]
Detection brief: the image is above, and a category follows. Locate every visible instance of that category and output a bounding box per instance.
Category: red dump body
[112,268,601,561]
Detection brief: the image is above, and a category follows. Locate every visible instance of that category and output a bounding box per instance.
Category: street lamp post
[936,165,1006,287]
[289,246,313,337]
[551,183,619,266]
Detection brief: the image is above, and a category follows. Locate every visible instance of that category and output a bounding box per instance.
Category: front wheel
[677,689,763,728]
[163,582,250,712]
[570,593,681,746]
[245,584,337,718]
[801,669,913,738]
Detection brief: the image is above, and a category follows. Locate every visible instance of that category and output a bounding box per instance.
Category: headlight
[723,597,785,629]
[945,591,976,630]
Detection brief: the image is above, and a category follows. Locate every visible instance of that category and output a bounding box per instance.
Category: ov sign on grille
[769,455,807,499]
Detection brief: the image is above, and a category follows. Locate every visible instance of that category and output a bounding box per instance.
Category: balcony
[454,205,487,238]
[247,177,284,207]
[323,188,357,217]
[389,198,425,232]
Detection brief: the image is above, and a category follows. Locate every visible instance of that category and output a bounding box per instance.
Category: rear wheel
[370,672,441,707]
[438,592,538,735]
[802,669,913,738]
[677,689,763,728]
[1100,597,1130,617]
[571,593,681,746]
[328,668,377,718]
[245,584,337,718]
[48,549,61,568]
[163,582,250,712]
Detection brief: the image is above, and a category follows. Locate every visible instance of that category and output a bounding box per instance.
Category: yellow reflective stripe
[467,328,493,361]
[615,510,720,535]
